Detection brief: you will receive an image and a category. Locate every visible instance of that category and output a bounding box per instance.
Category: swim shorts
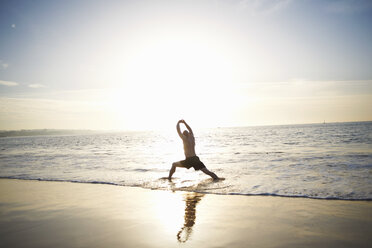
[180,156,206,171]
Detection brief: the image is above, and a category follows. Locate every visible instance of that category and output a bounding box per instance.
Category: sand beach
[0,179,371,248]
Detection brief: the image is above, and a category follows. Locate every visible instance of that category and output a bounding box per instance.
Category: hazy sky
[0,0,371,130]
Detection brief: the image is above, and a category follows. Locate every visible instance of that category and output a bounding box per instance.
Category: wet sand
[0,179,371,247]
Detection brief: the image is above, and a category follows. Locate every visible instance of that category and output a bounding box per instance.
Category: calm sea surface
[0,122,371,200]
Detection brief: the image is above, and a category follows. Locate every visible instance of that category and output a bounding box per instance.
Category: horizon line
[1,120,371,133]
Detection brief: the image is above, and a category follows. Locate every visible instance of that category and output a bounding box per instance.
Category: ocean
[0,122,371,200]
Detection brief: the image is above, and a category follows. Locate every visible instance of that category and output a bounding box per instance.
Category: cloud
[0,80,47,88]
[0,96,111,130]
[28,83,45,88]
[234,79,372,101]
[237,0,292,15]
[11,24,16,28]
[0,80,18,87]
[0,60,9,69]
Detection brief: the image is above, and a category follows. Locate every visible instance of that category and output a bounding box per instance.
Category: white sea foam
[0,122,371,200]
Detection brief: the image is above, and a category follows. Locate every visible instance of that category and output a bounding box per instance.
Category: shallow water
[0,122,371,200]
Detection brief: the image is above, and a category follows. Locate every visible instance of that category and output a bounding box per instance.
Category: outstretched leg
[168,161,183,180]
[200,167,219,180]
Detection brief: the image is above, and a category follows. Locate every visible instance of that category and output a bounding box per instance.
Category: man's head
[183,130,189,137]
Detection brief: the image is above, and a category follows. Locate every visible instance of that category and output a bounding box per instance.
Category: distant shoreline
[0,129,100,138]
[0,121,371,137]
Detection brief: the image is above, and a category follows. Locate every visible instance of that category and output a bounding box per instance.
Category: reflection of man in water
[177,192,204,242]
[168,120,219,180]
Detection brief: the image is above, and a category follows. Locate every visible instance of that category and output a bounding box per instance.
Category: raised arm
[176,120,183,138]
[182,120,193,135]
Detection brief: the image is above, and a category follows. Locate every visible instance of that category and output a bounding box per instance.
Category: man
[168,120,219,180]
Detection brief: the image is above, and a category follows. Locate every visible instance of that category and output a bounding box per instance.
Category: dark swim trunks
[180,156,206,171]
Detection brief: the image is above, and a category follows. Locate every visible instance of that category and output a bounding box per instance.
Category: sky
[0,0,371,130]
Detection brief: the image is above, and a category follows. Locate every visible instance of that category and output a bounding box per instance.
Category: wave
[1,176,371,202]
[0,176,122,186]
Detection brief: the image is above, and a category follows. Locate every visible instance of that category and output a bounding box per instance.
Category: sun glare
[152,191,185,234]
[104,32,241,130]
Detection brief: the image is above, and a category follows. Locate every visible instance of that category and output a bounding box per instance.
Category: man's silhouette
[168,120,219,180]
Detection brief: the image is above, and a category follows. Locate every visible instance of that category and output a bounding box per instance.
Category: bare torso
[182,134,196,158]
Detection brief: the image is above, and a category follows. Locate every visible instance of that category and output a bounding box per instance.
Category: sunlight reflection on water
[0,122,371,199]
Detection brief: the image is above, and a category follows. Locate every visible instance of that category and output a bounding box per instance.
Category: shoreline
[1,177,371,201]
[1,178,371,247]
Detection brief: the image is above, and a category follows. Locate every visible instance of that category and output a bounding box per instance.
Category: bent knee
[172,162,182,168]
[172,162,179,168]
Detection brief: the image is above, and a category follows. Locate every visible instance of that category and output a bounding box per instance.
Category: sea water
[0,122,371,200]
